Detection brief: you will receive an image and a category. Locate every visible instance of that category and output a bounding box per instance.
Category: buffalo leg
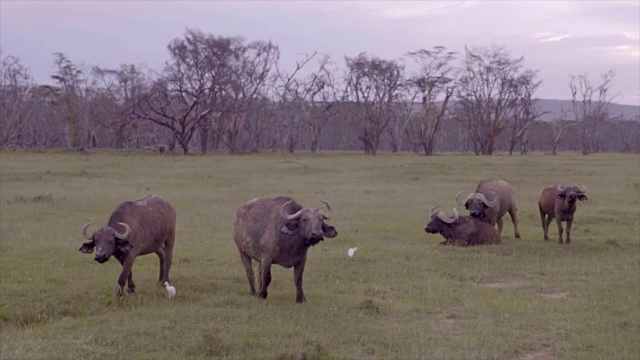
[556,218,564,244]
[294,257,307,303]
[238,252,256,296]
[117,257,135,294]
[565,219,573,244]
[258,261,272,299]
[118,256,136,296]
[509,208,520,239]
[163,231,175,284]
[496,217,504,236]
[155,248,167,284]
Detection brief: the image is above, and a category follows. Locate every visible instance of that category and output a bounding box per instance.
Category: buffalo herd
[79,180,588,302]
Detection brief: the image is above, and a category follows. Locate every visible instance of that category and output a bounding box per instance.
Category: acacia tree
[47,53,93,149]
[345,53,404,155]
[570,71,615,155]
[456,46,538,155]
[92,64,147,148]
[0,54,35,149]
[508,71,544,155]
[295,54,343,152]
[405,46,457,155]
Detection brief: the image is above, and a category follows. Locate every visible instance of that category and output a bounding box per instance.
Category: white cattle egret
[163,281,176,299]
[347,247,358,258]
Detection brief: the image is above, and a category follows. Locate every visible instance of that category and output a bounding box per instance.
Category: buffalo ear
[279,222,298,236]
[79,241,95,254]
[116,240,133,253]
[578,194,588,201]
[322,224,337,238]
[464,201,470,210]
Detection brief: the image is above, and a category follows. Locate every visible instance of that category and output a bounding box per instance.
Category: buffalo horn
[430,206,439,216]
[281,201,303,221]
[579,184,587,193]
[82,222,94,240]
[557,184,567,192]
[455,191,466,206]
[484,191,499,207]
[437,208,459,224]
[114,222,131,240]
[320,200,333,220]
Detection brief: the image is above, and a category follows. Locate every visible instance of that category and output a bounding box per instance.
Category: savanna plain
[0,151,639,360]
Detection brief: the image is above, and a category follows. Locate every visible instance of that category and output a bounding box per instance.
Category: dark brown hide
[79,194,176,295]
[424,210,500,246]
[460,179,520,239]
[233,197,337,303]
[538,185,588,244]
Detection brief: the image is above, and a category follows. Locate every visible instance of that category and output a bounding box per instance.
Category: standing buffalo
[79,194,177,297]
[457,179,520,239]
[424,207,500,246]
[538,184,588,244]
[233,197,337,303]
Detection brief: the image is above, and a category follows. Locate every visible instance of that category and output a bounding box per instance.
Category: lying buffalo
[79,194,177,297]
[538,184,588,244]
[233,197,337,303]
[424,207,500,246]
[457,179,520,239]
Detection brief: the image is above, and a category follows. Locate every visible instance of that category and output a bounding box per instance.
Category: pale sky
[1,1,639,105]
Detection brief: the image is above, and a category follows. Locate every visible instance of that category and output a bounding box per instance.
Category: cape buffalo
[538,184,588,244]
[233,197,337,303]
[457,179,520,239]
[79,194,177,297]
[424,207,500,246]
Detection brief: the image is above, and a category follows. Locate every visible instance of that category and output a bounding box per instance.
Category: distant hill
[537,99,640,121]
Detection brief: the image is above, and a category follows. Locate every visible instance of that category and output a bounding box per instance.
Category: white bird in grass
[163,281,176,299]
[347,247,358,258]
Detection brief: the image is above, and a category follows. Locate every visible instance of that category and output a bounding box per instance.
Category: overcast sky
[1,1,639,105]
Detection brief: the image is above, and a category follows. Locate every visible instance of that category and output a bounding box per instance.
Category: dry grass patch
[522,345,556,360]
[476,275,533,289]
[539,292,570,300]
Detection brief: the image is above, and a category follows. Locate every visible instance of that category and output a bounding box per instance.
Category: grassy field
[0,150,639,360]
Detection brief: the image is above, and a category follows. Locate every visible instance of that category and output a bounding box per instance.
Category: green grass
[1,150,639,360]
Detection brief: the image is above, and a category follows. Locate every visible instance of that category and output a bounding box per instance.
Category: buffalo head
[80,222,133,263]
[556,184,588,205]
[456,191,498,218]
[425,207,459,233]
[280,200,337,245]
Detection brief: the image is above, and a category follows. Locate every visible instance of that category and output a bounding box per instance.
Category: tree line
[1,29,638,155]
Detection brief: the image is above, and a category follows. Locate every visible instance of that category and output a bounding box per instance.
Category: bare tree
[93,64,147,148]
[570,71,615,155]
[295,54,343,152]
[46,53,93,149]
[456,46,538,155]
[345,53,404,155]
[508,71,544,155]
[405,46,457,155]
[0,54,35,149]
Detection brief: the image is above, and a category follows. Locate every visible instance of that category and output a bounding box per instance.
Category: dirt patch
[477,276,532,289]
[539,292,570,299]
[439,314,457,327]
[522,345,555,360]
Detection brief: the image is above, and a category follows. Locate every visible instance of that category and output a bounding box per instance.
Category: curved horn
[475,192,498,207]
[82,222,94,240]
[557,184,567,191]
[430,206,439,216]
[455,191,466,206]
[579,184,587,193]
[436,208,459,224]
[464,193,475,204]
[320,200,333,220]
[281,200,303,221]
[114,222,131,240]
[484,191,499,207]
